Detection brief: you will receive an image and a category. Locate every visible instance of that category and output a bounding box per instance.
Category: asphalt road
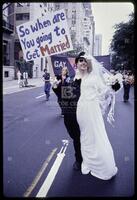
[3,85,134,197]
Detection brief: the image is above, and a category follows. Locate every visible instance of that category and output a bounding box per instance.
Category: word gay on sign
[16,9,73,61]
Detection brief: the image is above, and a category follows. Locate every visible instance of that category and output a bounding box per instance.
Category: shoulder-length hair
[62,66,69,76]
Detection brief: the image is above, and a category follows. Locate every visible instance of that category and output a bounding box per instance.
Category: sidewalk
[3,78,45,95]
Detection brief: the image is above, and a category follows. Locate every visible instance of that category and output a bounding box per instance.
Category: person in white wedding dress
[75,52,118,180]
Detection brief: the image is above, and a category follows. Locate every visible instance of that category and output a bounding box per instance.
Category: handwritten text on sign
[16,9,73,61]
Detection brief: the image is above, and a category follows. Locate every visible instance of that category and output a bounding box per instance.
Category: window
[23,13,29,20]
[72,20,76,25]
[16,13,29,21]
[55,4,60,10]
[3,41,10,66]
[16,14,21,20]
[4,71,9,77]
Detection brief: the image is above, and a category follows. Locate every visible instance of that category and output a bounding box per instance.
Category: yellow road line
[23,148,58,197]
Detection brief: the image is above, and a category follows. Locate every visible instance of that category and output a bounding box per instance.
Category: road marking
[23,148,58,197]
[36,140,69,197]
[35,94,45,99]
[35,91,53,99]
[3,86,39,95]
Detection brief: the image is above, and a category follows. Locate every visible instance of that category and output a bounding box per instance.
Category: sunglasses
[78,58,87,63]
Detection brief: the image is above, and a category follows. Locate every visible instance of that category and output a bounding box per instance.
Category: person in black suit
[52,66,70,116]
[52,61,83,170]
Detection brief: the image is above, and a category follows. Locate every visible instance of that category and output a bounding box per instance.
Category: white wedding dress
[76,73,118,180]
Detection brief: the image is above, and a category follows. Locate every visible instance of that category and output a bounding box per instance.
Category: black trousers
[64,113,83,164]
[123,83,131,101]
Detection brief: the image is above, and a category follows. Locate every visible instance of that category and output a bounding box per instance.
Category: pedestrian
[42,68,51,101]
[123,70,132,102]
[23,71,28,87]
[75,52,119,180]
[52,66,70,116]
[17,69,22,88]
[52,66,83,170]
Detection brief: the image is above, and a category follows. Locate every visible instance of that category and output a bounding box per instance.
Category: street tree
[110,12,134,72]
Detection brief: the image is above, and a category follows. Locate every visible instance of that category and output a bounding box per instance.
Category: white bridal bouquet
[100,72,123,126]
[104,72,123,93]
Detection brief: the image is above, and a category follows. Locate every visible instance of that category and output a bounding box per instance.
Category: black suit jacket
[52,76,81,114]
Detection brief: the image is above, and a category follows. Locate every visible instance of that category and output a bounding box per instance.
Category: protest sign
[16,9,73,61]
[50,55,76,78]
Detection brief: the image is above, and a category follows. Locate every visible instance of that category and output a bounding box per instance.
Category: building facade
[3,2,95,80]
[14,3,32,78]
[54,2,95,56]
[14,2,55,79]
[3,3,15,81]
[93,34,102,56]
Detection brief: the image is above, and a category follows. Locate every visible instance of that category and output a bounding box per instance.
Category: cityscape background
[2,2,134,81]
[2,3,135,197]
[92,2,134,55]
